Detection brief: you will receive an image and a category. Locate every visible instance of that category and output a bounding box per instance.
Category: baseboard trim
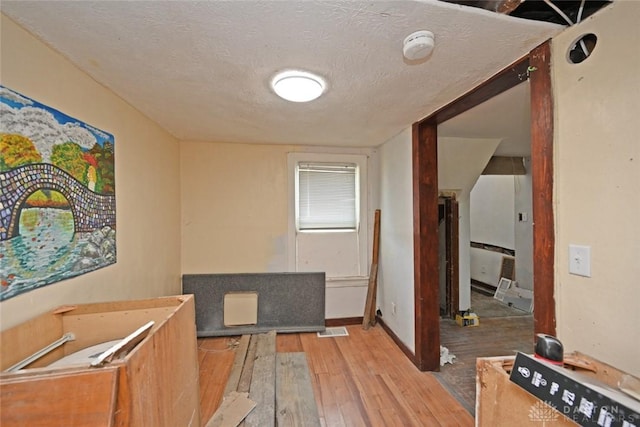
[325,317,363,327]
[376,316,417,367]
[471,279,497,297]
[471,278,496,289]
[470,241,515,256]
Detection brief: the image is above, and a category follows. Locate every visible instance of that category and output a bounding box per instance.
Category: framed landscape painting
[0,85,116,301]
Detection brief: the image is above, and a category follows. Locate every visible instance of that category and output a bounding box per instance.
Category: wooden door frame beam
[445,197,459,319]
[412,121,440,371]
[418,56,531,126]
[411,43,555,371]
[530,42,556,336]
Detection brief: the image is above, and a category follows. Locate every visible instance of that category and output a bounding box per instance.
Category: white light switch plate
[569,244,591,277]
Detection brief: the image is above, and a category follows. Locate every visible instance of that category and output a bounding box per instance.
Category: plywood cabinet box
[476,352,639,426]
[0,295,201,427]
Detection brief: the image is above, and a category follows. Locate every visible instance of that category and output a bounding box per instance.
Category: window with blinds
[296,162,358,230]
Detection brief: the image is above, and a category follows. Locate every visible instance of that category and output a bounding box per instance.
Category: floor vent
[317,327,349,338]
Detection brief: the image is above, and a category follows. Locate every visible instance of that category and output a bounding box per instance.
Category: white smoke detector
[403,30,435,61]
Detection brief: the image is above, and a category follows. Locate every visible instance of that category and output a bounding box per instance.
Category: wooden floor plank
[244,331,276,427]
[237,334,258,394]
[276,333,303,353]
[377,373,425,426]
[299,332,330,375]
[205,391,256,427]
[198,339,236,422]
[315,373,347,427]
[275,353,321,427]
[223,335,250,396]
[310,335,373,426]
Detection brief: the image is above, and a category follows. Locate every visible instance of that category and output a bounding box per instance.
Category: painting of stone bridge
[0,85,116,301]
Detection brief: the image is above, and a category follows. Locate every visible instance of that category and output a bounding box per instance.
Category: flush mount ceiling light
[271,70,326,103]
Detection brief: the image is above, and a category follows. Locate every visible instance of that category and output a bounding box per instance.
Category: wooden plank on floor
[237,335,259,394]
[199,344,236,422]
[223,335,251,396]
[244,331,276,427]
[362,209,381,329]
[206,391,256,427]
[276,353,321,427]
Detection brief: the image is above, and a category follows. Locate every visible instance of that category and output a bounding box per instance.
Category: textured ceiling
[1,1,561,148]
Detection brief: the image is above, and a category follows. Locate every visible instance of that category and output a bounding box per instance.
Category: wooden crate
[476,352,636,426]
[1,295,201,427]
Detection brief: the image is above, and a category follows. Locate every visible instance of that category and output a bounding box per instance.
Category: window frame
[295,161,360,232]
[287,152,368,276]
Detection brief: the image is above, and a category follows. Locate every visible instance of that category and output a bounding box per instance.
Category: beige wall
[552,2,640,376]
[0,15,182,329]
[180,142,379,318]
[180,141,290,273]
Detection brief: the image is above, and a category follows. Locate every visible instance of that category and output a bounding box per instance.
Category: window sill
[325,276,369,288]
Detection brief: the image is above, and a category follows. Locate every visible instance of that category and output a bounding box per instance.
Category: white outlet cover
[569,244,591,277]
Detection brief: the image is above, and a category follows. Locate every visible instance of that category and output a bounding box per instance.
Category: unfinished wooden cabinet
[476,355,578,426]
[1,295,201,427]
[476,352,639,426]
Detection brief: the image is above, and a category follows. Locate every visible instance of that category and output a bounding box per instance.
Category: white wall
[438,137,501,310]
[379,128,415,351]
[0,15,182,329]
[514,158,533,290]
[469,166,534,290]
[552,2,640,376]
[470,175,515,248]
[469,175,515,289]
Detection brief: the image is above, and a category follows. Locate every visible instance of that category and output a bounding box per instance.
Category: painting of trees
[89,142,115,194]
[0,133,42,171]
[50,141,87,183]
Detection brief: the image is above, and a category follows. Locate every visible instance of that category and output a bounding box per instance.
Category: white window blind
[297,162,358,230]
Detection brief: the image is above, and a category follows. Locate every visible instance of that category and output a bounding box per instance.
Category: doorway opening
[438,194,459,319]
[468,165,534,316]
[412,42,555,372]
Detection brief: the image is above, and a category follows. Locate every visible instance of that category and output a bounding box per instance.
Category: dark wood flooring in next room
[198,325,473,426]
[435,291,534,415]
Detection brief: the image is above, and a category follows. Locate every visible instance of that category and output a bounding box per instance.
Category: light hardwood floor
[198,324,473,426]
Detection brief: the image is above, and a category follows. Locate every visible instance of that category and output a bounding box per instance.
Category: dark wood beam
[530,40,556,337]
[446,197,459,319]
[419,55,530,126]
[412,121,440,371]
[442,0,524,14]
